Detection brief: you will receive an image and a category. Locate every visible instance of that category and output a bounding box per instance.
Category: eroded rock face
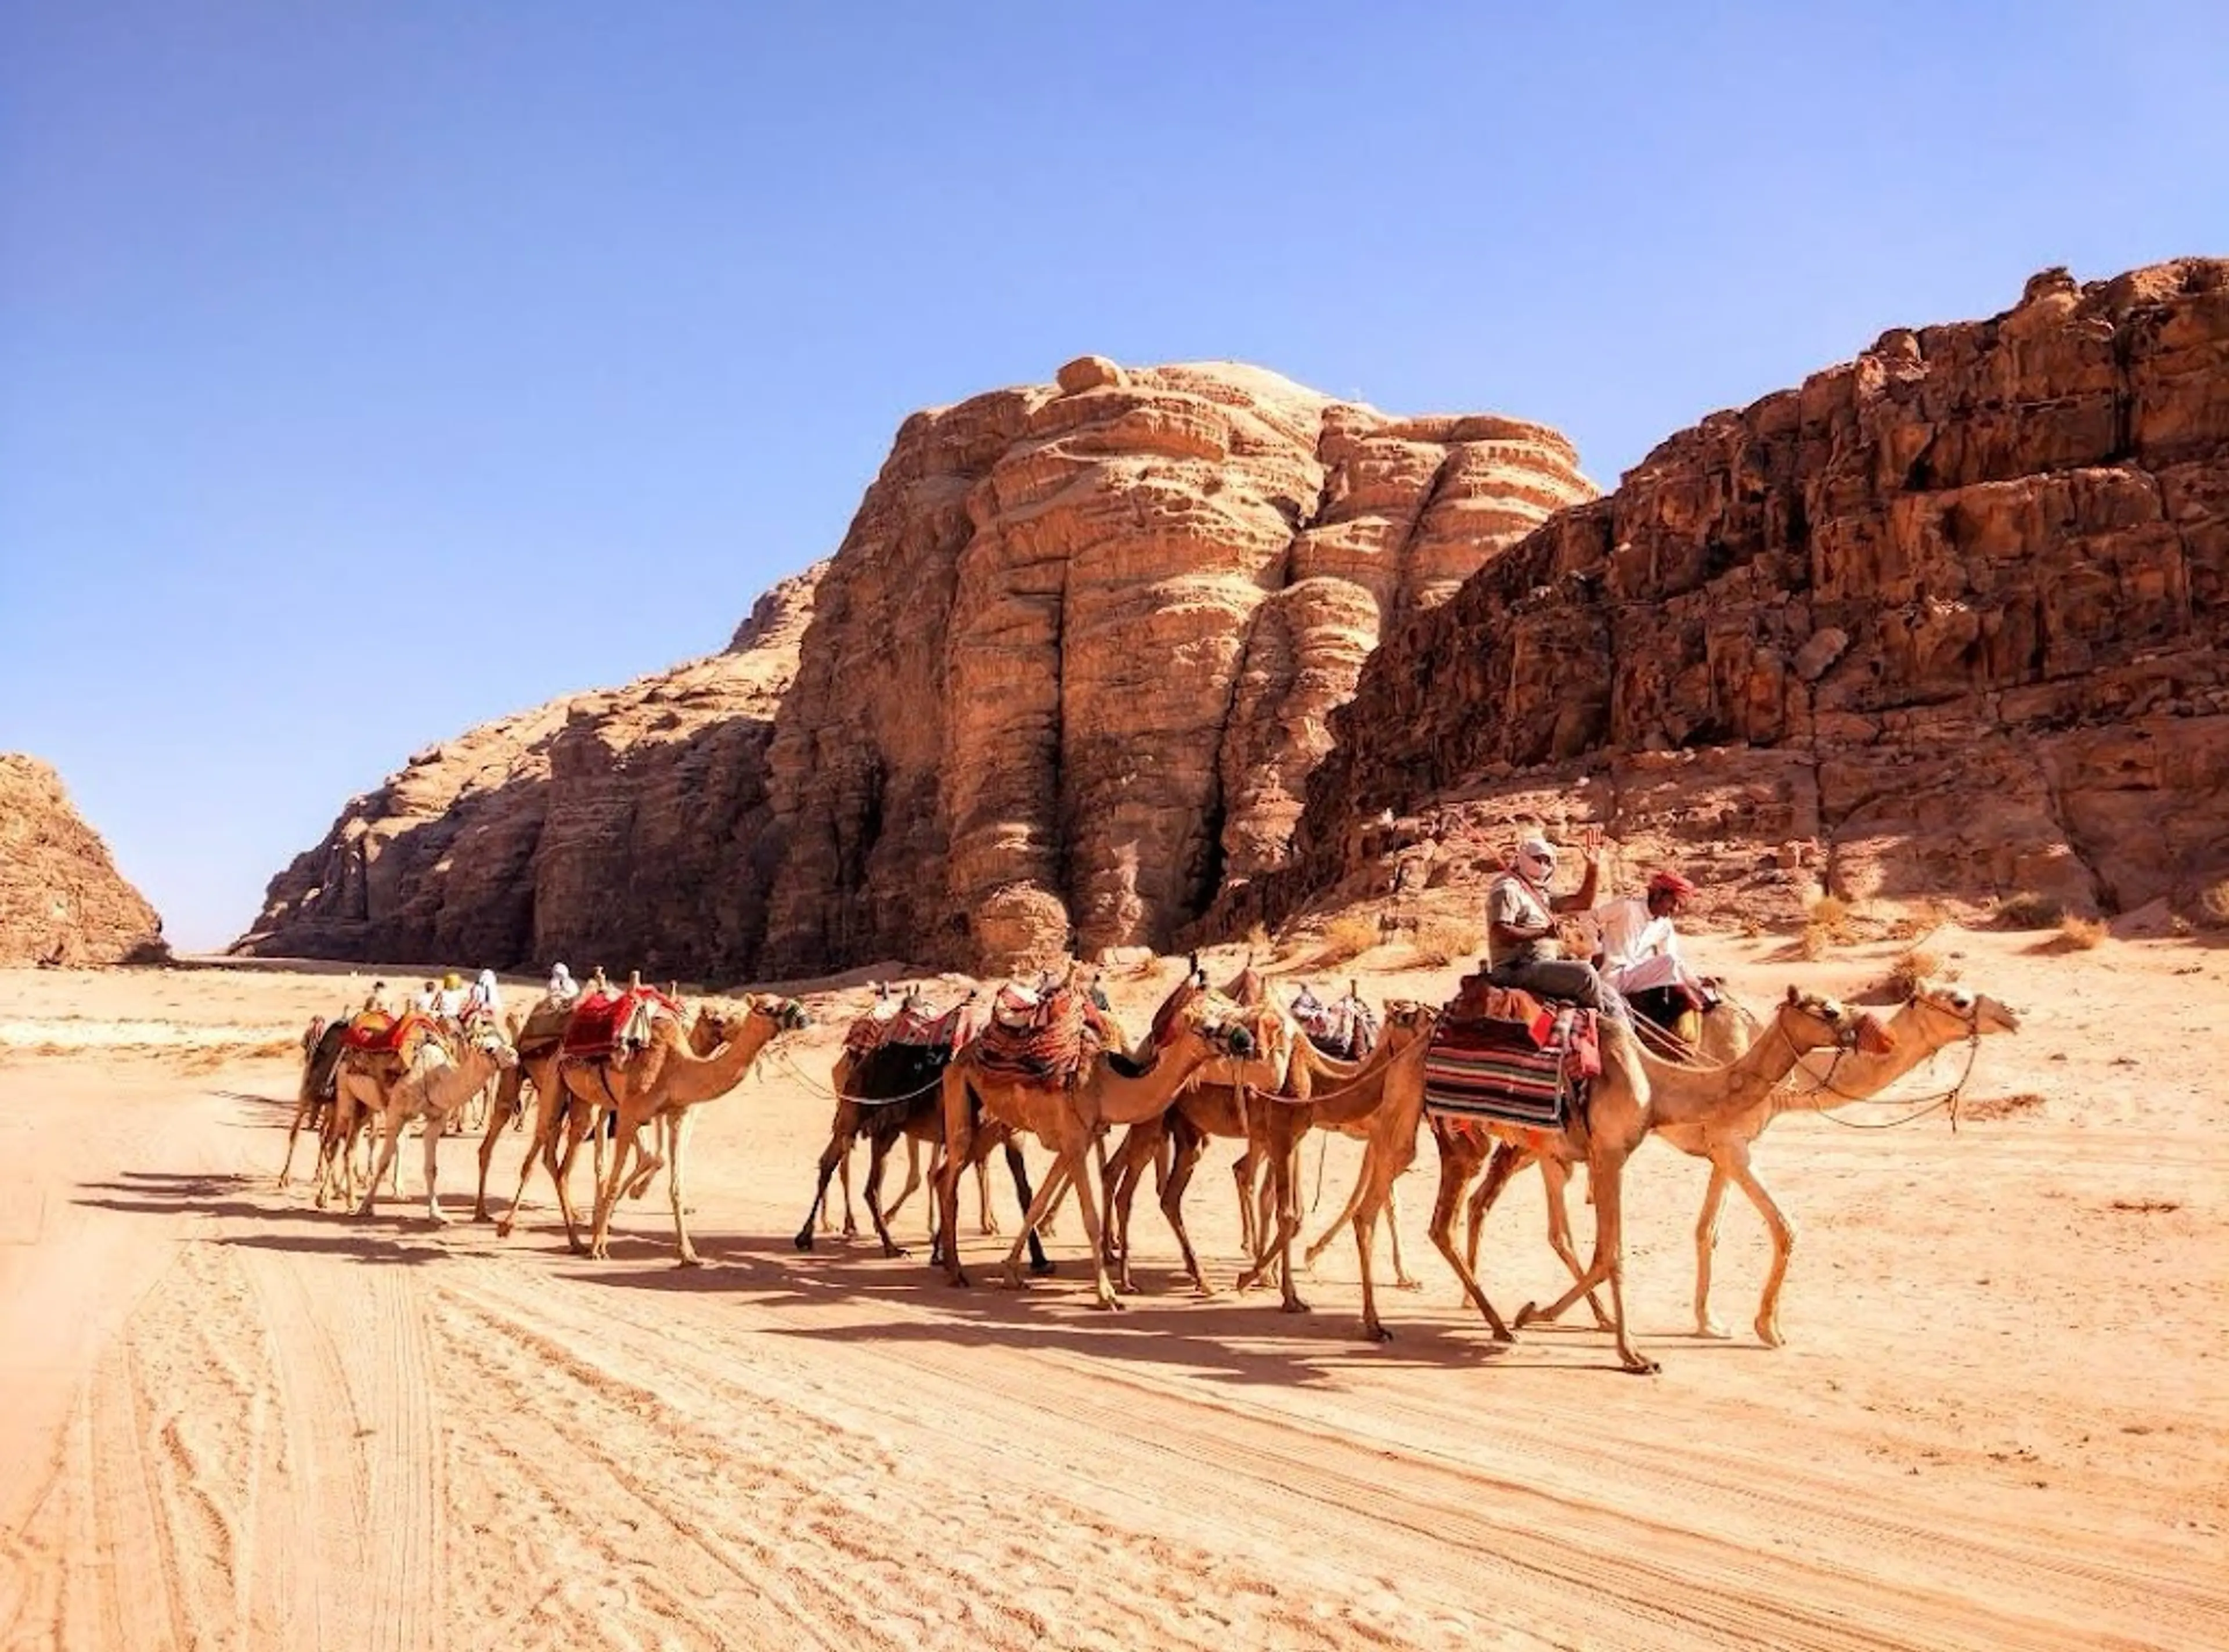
[239,362,1592,976]
[0,755,165,966]
[1252,260,2229,929]
[754,362,1592,974]
[234,571,821,973]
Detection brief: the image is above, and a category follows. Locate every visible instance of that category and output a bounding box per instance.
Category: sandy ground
[0,929,2223,1651]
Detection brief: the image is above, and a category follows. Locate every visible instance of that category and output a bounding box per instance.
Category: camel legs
[356,1106,407,1217]
[665,1109,701,1266]
[1420,1132,1513,1342]
[586,1109,643,1262]
[421,1108,451,1224]
[795,1113,859,1250]
[860,1130,912,1258]
[1156,1121,1215,1294]
[1004,1131,1117,1309]
[1693,1164,1735,1339]
[1517,1149,1655,1375]
[278,1092,321,1188]
[1350,1132,1413,1342]
[494,1070,573,1244]
[473,1063,529,1220]
[879,1136,924,1226]
[1721,1148,1796,1347]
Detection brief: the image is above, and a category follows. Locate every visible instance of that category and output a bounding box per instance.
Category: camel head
[1908,980,2021,1038]
[1168,991,1257,1063]
[460,1017,520,1072]
[703,994,811,1041]
[1777,986,1896,1057]
[302,1016,327,1055]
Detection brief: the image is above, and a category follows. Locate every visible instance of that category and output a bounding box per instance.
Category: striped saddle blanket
[1423,1007,1598,1130]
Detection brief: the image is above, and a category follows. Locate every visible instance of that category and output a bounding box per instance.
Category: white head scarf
[1515,835,1557,887]
[549,962,575,996]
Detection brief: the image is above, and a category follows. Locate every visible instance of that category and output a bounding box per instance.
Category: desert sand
[0,929,2223,1651]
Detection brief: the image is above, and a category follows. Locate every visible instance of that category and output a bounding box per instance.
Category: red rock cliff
[236,361,1592,975]
[0,755,166,966]
[1248,261,2229,929]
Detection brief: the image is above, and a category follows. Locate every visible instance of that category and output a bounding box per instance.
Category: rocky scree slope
[236,360,1591,976]
[1241,261,2229,933]
[0,754,165,966]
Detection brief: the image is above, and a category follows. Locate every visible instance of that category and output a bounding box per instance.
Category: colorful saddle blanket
[845,993,983,1055]
[340,1010,441,1059]
[514,996,575,1057]
[975,984,1103,1085]
[561,986,682,1061]
[1423,1000,1601,1130]
[1291,986,1380,1061]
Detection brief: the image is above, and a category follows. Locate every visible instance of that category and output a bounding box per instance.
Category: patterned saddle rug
[974,983,1103,1086]
[514,997,575,1058]
[340,1010,441,1062]
[1423,990,1602,1131]
[845,992,984,1055]
[1291,984,1380,1061]
[561,986,683,1062]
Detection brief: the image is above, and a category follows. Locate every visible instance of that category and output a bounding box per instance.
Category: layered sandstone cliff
[1247,261,2229,930]
[237,360,1592,975]
[235,571,821,973]
[0,755,165,966]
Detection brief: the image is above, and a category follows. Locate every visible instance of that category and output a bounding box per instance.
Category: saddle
[561,986,683,1062]
[1423,974,1602,1131]
[845,990,983,1055]
[1290,984,1380,1061]
[975,983,1104,1086]
[514,996,575,1059]
[340,1009,441,1064]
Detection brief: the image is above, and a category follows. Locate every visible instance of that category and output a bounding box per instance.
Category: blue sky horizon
[5,3,2225,951]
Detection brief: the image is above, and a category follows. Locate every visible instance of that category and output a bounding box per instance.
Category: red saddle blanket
[562,987,682,1059]
[341,1010,441,1057]
[975,984,1102,1086]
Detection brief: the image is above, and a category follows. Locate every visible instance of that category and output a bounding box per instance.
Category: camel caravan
[282,834,2020,1374]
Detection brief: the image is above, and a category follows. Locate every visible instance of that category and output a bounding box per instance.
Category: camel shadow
[551,1225,1593,1384]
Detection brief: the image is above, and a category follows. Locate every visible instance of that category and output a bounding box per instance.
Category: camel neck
[1645,1019,1812,1127]
[664,1018,776,1103]
[1770,1005,1945,1117]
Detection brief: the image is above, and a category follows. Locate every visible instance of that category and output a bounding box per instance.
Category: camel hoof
[1514,1301,1542,1330]
[676,1255,704,1269]
[495,1220,515,1239]
[1755,1319,1785,1348]
[1029,1258,1056,1278]
[1279,1297,1313,1316]
[1393,1275,1423,1293]
[1696,1319,1731,1340]
[841,1222,857,1238]
[881,1245,910,1260]
[1364,1323,1393,1344]
[1092,1296,1126,1312]
[794,1232,816,1251]
[1621,1354,1662,1376]
[425,1211,450,1227]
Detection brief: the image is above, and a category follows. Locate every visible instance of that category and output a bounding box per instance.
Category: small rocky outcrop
[1244,260,2229,930]
[0,755,165,966]
[233,571,821,973]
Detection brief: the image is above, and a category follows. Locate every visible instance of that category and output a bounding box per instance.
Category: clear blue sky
[3,3,2223,951]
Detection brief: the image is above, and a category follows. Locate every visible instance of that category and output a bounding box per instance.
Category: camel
[794,1037,1050,1274]
[279,1016,346,1188]
[1463,980,2021,1346]
[580,994,811,1264]
[1343,988,1882,1372]
[316,1042,410,1209]
[355,1018,520,1221]
[1231,1002,1440,1311]
[934,991,1256,1311]
[1099,1000,1366,1294]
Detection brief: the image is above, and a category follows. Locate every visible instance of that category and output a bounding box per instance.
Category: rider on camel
[1589,868,1713,1036]
[1483,825,1620,1014]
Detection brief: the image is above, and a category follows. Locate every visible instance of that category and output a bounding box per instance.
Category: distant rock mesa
[236,363,1590,975]
[1242,260,2229,930]
[1,755,165,966]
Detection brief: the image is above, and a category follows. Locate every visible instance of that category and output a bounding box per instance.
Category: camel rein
[1806,1028,1983,1133]
[772,1045,947,1108]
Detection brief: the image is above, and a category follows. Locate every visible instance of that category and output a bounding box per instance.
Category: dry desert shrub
[1994,890,2065,930]
[2196,878,2229,930]
[2055,914,2108,951]
[1884,946,1952,998]
[1410,915,1483,968]
[1313,912,1380,965]
[1885,900,1949,941]
[1243,921,1274,954]
[1799,893,1857,959]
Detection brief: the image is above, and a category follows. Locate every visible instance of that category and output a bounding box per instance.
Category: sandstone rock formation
[752,363,1590,973]
[238,363,1592,976]
[0,755,165,966]
[234,571,821,973]
[1248,260,2229,932]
